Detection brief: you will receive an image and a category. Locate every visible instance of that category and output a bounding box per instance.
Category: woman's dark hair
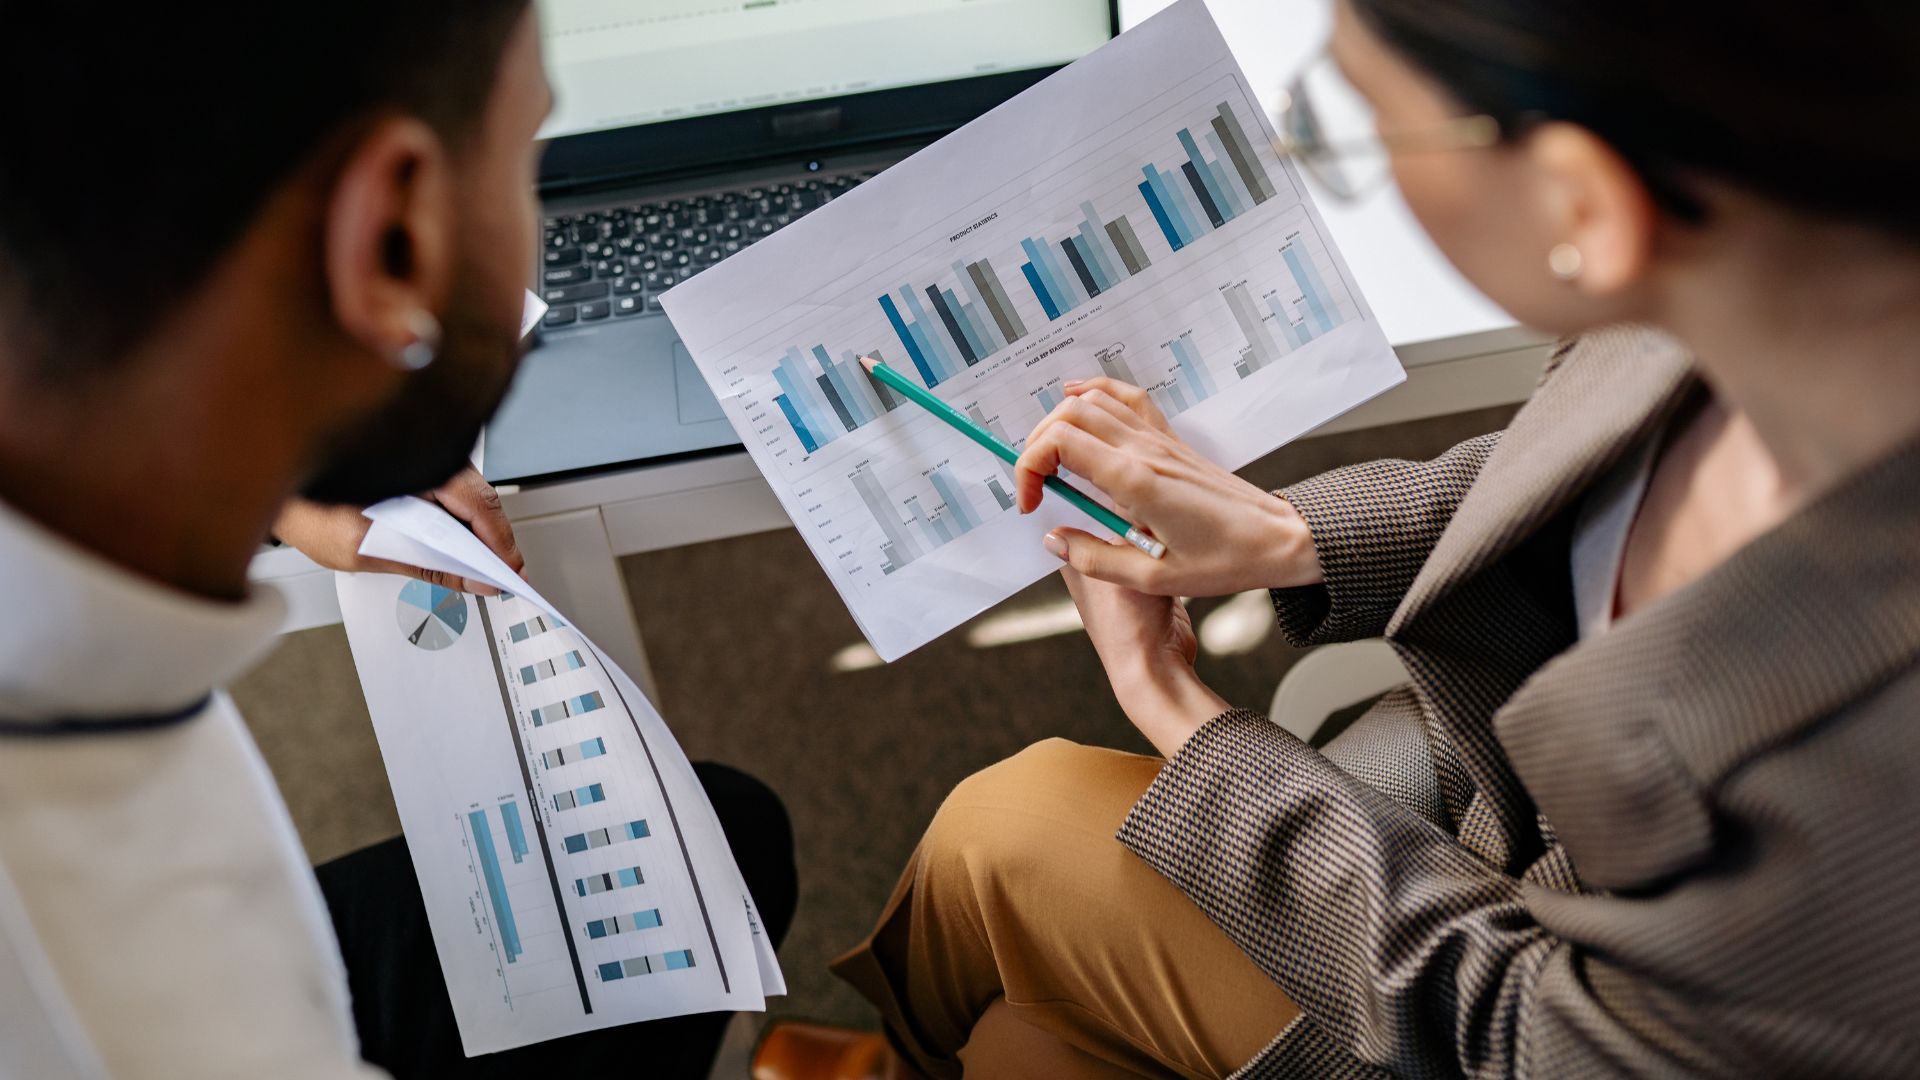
[1348,0,1920,239]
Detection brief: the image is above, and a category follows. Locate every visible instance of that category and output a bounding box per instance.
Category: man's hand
[272,467,524,595]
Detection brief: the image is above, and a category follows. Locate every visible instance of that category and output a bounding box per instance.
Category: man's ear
[323,117,454,366]
[1528,121,1658,296]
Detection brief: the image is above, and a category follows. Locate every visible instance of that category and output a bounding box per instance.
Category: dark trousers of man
[317,763,798,1079]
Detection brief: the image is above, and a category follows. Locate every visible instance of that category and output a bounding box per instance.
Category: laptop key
[613,295,646,317]
[544,247,582,267]
[543,305,578,328]
[613,277,643,295]
[545,265,591,285]
[579,301,611,321]
[544,281,610,303]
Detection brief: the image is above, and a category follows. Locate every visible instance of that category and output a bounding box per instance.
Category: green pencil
[858,355,1167,559]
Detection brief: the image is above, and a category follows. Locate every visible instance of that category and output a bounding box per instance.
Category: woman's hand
[1063,565,1227,758]
[1015,377,1321,597]
[272,467,524,595]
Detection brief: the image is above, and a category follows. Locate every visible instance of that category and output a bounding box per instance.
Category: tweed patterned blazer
[1117,325,1920,1078]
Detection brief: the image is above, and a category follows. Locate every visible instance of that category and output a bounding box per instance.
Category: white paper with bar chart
[336,497,782,1055]
[661,0,1403,661]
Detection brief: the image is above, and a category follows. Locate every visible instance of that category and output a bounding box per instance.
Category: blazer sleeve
[1269,432,1501,646]
[1116,706,1920,1078]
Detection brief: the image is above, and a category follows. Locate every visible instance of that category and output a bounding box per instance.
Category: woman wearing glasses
[817,0,1920,1076]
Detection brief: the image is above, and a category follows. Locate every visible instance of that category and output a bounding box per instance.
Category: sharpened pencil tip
[858,354,880,373]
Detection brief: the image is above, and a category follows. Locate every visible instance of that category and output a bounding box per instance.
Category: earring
[1548,243,1585,281]
[395,310,442,371]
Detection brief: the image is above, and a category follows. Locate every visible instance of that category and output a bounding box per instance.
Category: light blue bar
[1177,129,1236,224]
[581,738,607,760]
[901,288,961,380]
[815,345,872,426]
[617,866,642,887]
[1164,160,1214,236]
[931,515,954,543]
[1074,221,1117,292]
[784,348,842,440]
[1170,335,1216,399]
[633,909,663,929]
[1166,382,1190,413]
[773,394,819,452]
[929,468,976,532]
[839,351,890,417]
[905,320,954,384]
[1039,238,1088,308]
[500,801,529,864]
[773,363,831,450]
[1020,238,1075,317]
[942,288,990,360]
[1144,165,1198,245]
[1283,248,1336,334]
[1206,129,1255,212]
[1267,294,1312,346]
[1079,202,1130,282]
[468,810,521,962]
[952,261,1004,351]
[1292,245,1343,333]
[957,301,998,357]
[916,512,944,549]
[666,950,694,971]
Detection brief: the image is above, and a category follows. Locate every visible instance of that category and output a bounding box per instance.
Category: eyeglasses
[1271,51,1503,202]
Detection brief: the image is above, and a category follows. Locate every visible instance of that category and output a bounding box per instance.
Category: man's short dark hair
[0,2,531,383]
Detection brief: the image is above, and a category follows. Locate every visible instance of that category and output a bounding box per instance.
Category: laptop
[484,0,1122,486]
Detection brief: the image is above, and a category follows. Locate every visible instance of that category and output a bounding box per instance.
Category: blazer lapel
[1389,326,1696,638]
[1496,431,1920,889]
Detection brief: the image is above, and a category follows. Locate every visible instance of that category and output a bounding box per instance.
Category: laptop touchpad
[673,342,726,425]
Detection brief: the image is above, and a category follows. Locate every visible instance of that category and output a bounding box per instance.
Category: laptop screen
[537,0,1115,141]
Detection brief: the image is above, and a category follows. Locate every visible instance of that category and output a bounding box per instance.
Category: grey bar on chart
[858,352,907,411]
[975,259,1027,340]
[1105,220,1143,275]
[1207,128,1257,212]
[1213,102,1276,202]
[1114,216,1152,273]
[815,373,858,432]
[1096,345,1139,385]
[852,464,923,564]
[968,261,1021,344]
[1224,283,1281,371]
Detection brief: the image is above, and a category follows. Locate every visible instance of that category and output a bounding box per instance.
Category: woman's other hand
[272,467,524,595]
[1063,564,1227,758]
[1014,377,1321,597]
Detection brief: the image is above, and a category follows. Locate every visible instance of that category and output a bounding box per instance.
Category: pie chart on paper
[397,579,468,651]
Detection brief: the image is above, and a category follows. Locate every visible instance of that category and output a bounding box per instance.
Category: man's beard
[300,267,524,505]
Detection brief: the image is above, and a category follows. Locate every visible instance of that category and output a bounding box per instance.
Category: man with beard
[0,4,794,1077]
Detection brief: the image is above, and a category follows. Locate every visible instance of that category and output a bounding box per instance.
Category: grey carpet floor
[230,403,1514,1039]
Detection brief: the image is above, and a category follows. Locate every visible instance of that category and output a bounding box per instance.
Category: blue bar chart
[1140,102,1276,252]
[597,949,695,983]
[540,737,607,769]
[518,650,584,685]
[468,809,523,963]
[500,800,529,865]
[772,345,905,452]
[552,782,606,812]
[586,909,663,939]
[576,865,644,896]
[1021,202,1154,320]
[850,460,1000,575]
[531,690,604,727]
[879,256,1028,388]
[562,818,651,854]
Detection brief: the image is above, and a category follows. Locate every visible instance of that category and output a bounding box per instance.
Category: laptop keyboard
[539,171,876,328]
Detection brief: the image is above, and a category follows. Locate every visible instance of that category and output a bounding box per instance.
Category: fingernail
[1063,379,1084,389]
[1043,532,1068,560]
